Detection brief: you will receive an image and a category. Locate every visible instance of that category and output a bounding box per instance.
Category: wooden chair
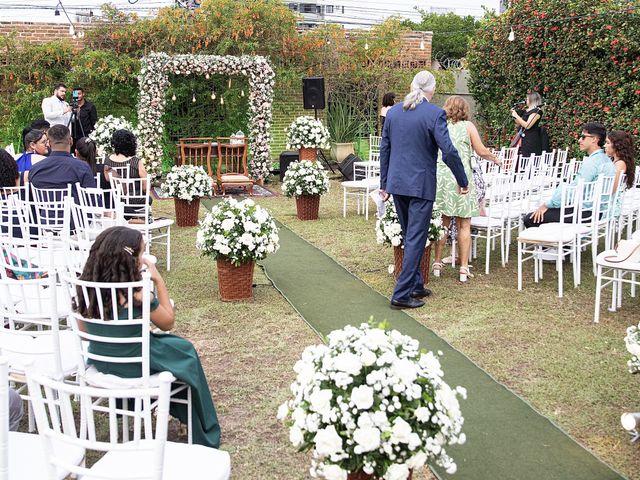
[216,137,253,195]
[179,138,213,177]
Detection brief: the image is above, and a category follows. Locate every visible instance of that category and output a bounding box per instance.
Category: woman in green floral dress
[433,96,500,282]
[74,226,221,448]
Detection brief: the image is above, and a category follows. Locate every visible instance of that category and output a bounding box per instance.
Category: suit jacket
[380,100,468,200]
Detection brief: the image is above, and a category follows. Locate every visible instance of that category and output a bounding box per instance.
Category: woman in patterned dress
[432,96,500,282]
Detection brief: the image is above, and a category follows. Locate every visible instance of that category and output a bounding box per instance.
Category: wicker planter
[347,470,413,480]
[295,194,320,221]
[393,243,432,285]
[299,147,317,162]
[216,257,255,301]
[174,197,200,227]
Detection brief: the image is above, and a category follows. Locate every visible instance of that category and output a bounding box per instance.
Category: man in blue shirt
[27,124,96,195]
[523,122,614,228]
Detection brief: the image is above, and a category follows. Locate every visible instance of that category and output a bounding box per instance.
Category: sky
[0,0,501,24]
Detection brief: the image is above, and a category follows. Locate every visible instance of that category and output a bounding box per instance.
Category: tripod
[314,108,335,173]
[67,106,85,149]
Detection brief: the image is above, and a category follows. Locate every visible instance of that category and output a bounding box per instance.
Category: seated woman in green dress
[74,226,221,448]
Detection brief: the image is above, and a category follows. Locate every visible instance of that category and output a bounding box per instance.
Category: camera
[71,89,79,111]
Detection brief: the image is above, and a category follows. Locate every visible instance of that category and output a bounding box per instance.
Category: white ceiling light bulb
[508,27,515,42]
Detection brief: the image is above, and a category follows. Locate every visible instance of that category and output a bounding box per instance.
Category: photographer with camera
[70,86,97,150]
[42,83,72,128]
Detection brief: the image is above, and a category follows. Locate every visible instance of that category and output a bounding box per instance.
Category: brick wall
[0,21,91,49]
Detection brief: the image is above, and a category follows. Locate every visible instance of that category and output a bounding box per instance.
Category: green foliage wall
[468,0,640,153]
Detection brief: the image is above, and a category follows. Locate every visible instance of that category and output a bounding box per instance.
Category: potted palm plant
[326,99,361,163]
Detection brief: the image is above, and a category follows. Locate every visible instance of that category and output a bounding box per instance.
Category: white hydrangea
[286,116,331,150]
[162,165,213,201]
[282,160,330,198]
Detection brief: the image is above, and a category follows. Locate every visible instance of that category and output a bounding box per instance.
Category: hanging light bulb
[205,73,210,79]
[420,39,425,50]
[211,91,216,100]
[220,96,224,106]
[228,78,232,88]
[241,89,245,97]
[508,27,515,42]
[171,93,176,101]
[192,93,196,103]
[364,41,369,50]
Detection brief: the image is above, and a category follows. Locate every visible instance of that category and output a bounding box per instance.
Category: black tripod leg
[317,149,335,173]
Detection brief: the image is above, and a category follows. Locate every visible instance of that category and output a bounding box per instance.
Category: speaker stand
[315,108,335,173]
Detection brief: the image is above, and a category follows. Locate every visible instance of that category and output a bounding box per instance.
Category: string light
[508,27,515,42]
[241,89,245,97]
[192,93,196,103]
[205,73,210,79]
[171,93,176,101]
[211,91,216,100]
[228,78,232,88]
[220,96,224,106]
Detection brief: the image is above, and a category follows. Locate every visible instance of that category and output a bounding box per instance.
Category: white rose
[406,451,428,469]
[360,349,377,367]
[333,352,362,376]
[221,218,235,231]
[384,463,410,480]
[322,464,347,480]
[390,417,412,444]
[353,425,381,452]
[414,407,430,422]
[309,388,333,416]
[351,385,374,410]
[277,403,289,421]
[289,425,304,447]
[314,425,343,457]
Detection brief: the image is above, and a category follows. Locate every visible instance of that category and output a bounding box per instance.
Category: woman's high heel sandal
[459,266,474,283]
[432,262,444,278]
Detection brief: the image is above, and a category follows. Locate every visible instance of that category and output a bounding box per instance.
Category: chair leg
[187,386,193,444]
[166,225,171,272]
[485,229,490,274]
[609,270,618,312]
[594,264,602,323]
[557,249,563,298]
[517,241,523,291]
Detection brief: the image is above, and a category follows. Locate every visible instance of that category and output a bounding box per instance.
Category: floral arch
[137,52,275,179]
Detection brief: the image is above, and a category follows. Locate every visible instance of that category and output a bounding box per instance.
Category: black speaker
[303,76,325,110]
[279,151,299,181]
[338,153,362,181]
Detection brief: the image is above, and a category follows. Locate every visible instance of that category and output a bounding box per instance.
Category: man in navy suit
[380,71,469,309]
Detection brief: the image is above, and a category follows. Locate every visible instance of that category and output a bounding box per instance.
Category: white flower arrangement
[625,324,640,373]
[89,115,138,159]
[162,165,213,202]
[277,321,466,479]
[196,198,279,265]
[286,116,331,151]
[282,160,330,198]
[376,197,448,247]
[138,53,275,178]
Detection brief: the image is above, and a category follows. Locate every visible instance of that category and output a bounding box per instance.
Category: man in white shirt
[41,83,72,127]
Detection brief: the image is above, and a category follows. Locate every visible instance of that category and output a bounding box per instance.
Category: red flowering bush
[468,0,639,158]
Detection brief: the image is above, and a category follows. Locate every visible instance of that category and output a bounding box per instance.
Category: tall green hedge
[468,0,639,154]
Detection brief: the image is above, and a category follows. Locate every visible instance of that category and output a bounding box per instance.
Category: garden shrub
[468,0,639,156]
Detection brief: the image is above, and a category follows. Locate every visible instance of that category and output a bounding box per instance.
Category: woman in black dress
[510,91,543,157]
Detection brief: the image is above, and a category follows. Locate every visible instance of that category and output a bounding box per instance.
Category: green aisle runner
[260,223,626,480]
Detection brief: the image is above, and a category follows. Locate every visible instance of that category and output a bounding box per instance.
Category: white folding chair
[110,177,173,270]
[61,271,193,444]
[71,185,124,243]
[518,180,582,297]
[342,161,380,220]
[0,357,84,480]
[469,174,510,274]
[368,135,381,161]
[28,184,72,237]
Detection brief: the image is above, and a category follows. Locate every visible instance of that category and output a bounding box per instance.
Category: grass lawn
[153,174,639,480]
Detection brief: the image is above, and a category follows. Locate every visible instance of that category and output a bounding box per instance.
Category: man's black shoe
[390,298,425,310]
[410,288,432,299]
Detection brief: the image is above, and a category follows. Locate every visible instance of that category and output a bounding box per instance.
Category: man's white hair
[403,71,437,111]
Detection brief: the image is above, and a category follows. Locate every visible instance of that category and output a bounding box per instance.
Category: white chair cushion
[220,174,252,183]
[10,431,84,480]
[470,216,504,227]
[518,225,575,243]
[83,364,162,389]
[596,250,640,270]
[342,179,380,189]
[1,330,79,376]
[86,440,231,480]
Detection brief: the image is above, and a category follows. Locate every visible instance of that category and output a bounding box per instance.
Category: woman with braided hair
[74,226,221,448]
